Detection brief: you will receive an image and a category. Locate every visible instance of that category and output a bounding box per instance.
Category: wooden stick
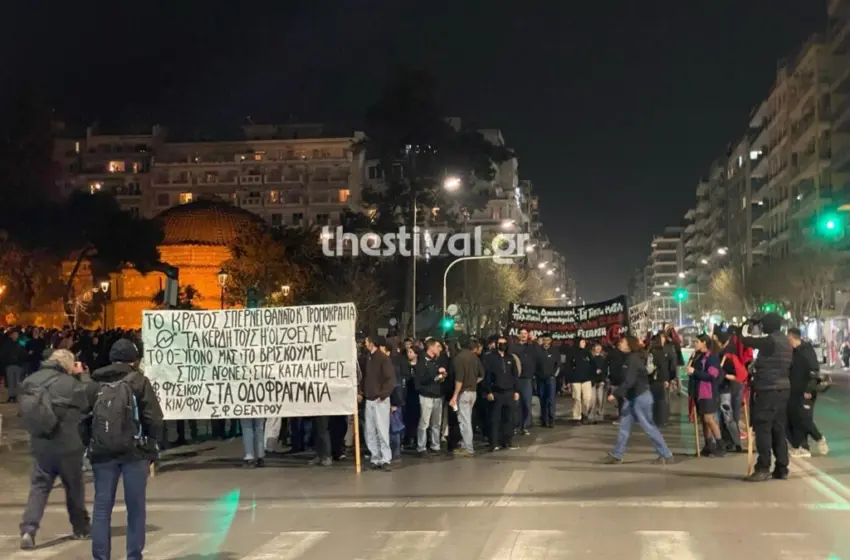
[693,402,701,458]
[149,461,156,478]
[353,401,362,474]
[744,395,754,476]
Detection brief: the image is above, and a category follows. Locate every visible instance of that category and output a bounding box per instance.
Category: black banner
[507,296,630,343]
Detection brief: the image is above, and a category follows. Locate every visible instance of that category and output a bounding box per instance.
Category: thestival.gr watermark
[320,226,530,264]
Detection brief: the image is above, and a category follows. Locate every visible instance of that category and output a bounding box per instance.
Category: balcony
[833,140,850,171]
[751,201,768,229]
[790,109,831,152]
[790,147,831,183]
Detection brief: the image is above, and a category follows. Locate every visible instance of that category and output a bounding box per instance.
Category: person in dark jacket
[536,333,560,428]
[511,329,543,435]
[787,328,828,458]
[741,312,792,482]
[360,335,396,470]
[568,339,594,423]
[481,336,520,451]
[413,339,446,456]
[606,342,626,423]
[648,334,671,427]
[19,349,91,550]
[3,328,30,402]
[604,336,674,464]
[88,338,163,560]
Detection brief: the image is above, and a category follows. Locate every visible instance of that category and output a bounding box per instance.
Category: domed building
[105,198,265,328]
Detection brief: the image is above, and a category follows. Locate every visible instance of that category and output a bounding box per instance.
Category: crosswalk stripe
[140,532,211,559]
[489,530,571,559]
[242,531,329,560]
[369,530,448,560]
[638,530,700,560]
[6,537,85,560]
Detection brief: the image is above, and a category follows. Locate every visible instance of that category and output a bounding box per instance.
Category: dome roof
[156,198,265,246]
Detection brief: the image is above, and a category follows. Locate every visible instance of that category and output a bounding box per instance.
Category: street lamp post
[100,280,110,329]
[410,175,462,339]
[217,269,229,309]
[442,255,521,318]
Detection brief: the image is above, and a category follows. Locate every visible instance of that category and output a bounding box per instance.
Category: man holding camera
[741,312,792,482]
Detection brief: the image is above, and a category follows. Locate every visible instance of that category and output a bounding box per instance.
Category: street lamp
[443,176,461,191]
[700,258,709,265]
[281,284,291,298]
[677,272,686,279]
[555,287,561,292]
[501,219,516,230]
[663,281,670,287]
[100,280,110,329]
[443,255,521,317]
[717,247,728,256]
[411,178,463,338]
[537,261,548,269]
[217,269,228,309]
[546,269,554,276]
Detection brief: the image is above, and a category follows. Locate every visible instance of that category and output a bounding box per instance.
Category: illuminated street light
[525,244,535,252]
[677,272,686,279]
[717,247,728,256]
[663,281,670,287]
[700,258,709,265]
[537,261,548,269]
[501,219,516,230]
[555,287,561,292]
[546,269,554,276]
[281,284,291,297]
[100,280,110,293]
[443,176,462,191]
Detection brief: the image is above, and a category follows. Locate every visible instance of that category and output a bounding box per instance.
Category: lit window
[74,141,80,154]
[107,161,125,173]
[131,162,140,173]
[179,192,193,204]
[89,182,103,194]
[338,189,350,202]
[269,190,281,203]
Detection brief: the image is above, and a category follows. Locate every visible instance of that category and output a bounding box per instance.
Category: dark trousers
[751,389,790,474]
[787,395,823,450]
[92,459,149,560]
[489,392,516,448]
[650,381,668,426]
[176,420,198,442]
[314,416,348,459]
[20,452,90,536]
[537,377,557,426]
[517,378,533,430]
[403,385,420,446]
[446,406,461,451]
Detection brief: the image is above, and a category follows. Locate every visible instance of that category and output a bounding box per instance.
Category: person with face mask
[481,337,521,451]
[536,333,560,428]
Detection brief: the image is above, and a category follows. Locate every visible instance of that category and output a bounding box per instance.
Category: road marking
[789,458,850,504]
[489,530,570,559]
[527,437,542,454]
[144,532,211,559]
[2,498,850,515]
[242,531,328,560]
[638,530,700,560]
[368,531,448,560]
[497,469,526,506]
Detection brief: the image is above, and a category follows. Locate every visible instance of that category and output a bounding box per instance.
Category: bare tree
[320,265,395,333]
[447,260,523,336]
[707,267,754,319]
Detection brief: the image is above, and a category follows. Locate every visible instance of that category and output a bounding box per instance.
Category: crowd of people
[0,311,834,557]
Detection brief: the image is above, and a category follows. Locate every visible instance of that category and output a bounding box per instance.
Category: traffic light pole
[442,255,522,319]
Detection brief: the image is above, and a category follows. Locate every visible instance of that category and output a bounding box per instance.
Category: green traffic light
[673,288,688,302]
[441,317,455,331]
[816,211,844,239]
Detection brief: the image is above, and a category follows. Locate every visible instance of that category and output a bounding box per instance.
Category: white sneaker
[818,437,829,456]
[790,447,811,458]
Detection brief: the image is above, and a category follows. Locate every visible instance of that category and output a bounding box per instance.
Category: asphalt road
[1,386,849,559]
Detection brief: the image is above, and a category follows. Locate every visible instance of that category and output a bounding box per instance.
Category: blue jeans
[92,459,149,560]
[240,419,265,460]
[365,399,392,465]
[517,378,533,430]
[536,377,557,426]
[457,391,477,452]
[611,391,672,460]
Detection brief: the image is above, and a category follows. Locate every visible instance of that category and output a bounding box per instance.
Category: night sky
[3,1,827,300]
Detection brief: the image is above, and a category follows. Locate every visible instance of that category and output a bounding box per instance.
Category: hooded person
[88,338,164,560]
[740,312,792,482]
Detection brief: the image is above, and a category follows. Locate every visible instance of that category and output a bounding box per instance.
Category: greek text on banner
[141,303,358,420]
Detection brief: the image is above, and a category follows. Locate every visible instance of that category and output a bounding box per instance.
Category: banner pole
[744,393,753,476]
[353,307,362,474]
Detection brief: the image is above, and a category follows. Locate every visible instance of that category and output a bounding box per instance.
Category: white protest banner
[141,303,358,420]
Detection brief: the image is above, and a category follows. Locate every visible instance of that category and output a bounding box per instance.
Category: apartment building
[648,226,685,328]
[57,122,366,227]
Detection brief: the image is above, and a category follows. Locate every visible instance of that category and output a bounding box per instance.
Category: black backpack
[18,374,63,438]
[89,373,143,456]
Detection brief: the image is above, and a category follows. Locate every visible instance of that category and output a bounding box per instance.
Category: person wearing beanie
[88,338,163,560]
[741,312,792,482]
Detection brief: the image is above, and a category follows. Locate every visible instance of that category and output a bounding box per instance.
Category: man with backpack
[87,338,163,560]
[18,348,92,550]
